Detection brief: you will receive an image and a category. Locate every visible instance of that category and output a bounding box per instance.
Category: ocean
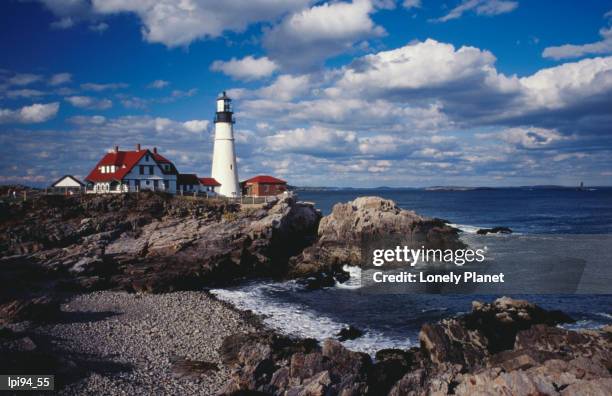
[212,187,612,355]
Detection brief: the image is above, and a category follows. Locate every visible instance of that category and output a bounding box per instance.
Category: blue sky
[1,0,612,187]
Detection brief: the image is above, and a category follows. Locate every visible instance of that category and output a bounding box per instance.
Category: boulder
[289,197,464,276]
[220,335,370,395]
[336,325,363,341]
[464,297,574,353]
[476,226,512,235]
[418,297,575,370]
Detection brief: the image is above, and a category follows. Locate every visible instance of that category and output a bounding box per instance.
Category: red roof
[152,153,171,163]
[85,148,176,183]
[199,177,221,186]
[242,175,287,184]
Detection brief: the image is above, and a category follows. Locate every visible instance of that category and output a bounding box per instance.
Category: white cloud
[183,120,209,133]
[147,79,170,89]
[493,127,565,149]
[5,89,46,99]
[519,56,612,110]
[89,0,311,47]
[265,126,358,156]
[210,56,278,81]
[49,72,72,86]
[89,22,109,32]
[8,73,43,86]
[51,17,76,29]
[170,88,198,98]
[543,23,612,60]
[65,96,113,110]
[337,39,497,93]
[324,39,612,128]
[0,102,60,123]
[258,74,310,101]
[263,0,385,71]
[403,0,421,9]
[80,82,128,91]
[553,152,587,162]
[69,115,107,125]
[154,117,172,132]
[36,0,94,26]
[436,0,518,22]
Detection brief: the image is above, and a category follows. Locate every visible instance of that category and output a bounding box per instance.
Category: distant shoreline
[291,185,610,192]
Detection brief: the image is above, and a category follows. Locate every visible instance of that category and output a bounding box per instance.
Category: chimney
[153,147,157,154]
[114,145,119,153]
[136,143,141,151]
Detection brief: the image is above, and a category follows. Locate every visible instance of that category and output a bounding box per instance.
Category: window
[149,166,154,175]
[145,154,149,162]
[153,180,158,189]
[145,180,150,185]
[139,165,144,175]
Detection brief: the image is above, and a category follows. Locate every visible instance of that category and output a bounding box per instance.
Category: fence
[176,194,277,205]
[4,188,280,206]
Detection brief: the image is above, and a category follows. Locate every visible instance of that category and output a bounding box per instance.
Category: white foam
[559,319,605,331]
[335,265,362,289]
[210,280,413,356]
[449,223,480,234]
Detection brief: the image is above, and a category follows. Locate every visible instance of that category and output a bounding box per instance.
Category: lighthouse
[211,91,240,197]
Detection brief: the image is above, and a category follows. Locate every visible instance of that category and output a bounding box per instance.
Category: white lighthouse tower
[211,91,240,197]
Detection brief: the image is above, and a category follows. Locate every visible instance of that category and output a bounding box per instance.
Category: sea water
[211,187,612,355]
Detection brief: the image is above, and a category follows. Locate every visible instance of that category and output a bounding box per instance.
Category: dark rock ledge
[218,297,612,396]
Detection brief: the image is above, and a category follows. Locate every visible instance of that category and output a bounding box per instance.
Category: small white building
[51,175,84,194]
[177,174,221,195]
[85,144,178,194]
[199,177,221,194]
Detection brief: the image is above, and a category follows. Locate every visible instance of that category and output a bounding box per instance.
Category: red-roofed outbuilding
[241,175,287,197]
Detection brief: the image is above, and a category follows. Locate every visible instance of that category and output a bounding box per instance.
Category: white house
[51,175,84,194]
[85,144,178,194]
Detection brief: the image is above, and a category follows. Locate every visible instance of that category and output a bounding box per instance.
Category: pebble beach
[36,291,257,395]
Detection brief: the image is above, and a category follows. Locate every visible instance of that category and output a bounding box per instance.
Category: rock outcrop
[0,191,320,298]
[476,226,512,235]
[219,297,611,395]
[1,194,466,298]
[289,197,464,277]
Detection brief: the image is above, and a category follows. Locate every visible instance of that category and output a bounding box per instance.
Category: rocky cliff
[1,194,463,300]
[0,191,320,299]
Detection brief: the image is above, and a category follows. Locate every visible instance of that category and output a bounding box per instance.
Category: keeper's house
[85,144,178,193]
[241,175,287,197]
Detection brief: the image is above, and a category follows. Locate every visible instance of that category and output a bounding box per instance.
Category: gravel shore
[36,291,258,395]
